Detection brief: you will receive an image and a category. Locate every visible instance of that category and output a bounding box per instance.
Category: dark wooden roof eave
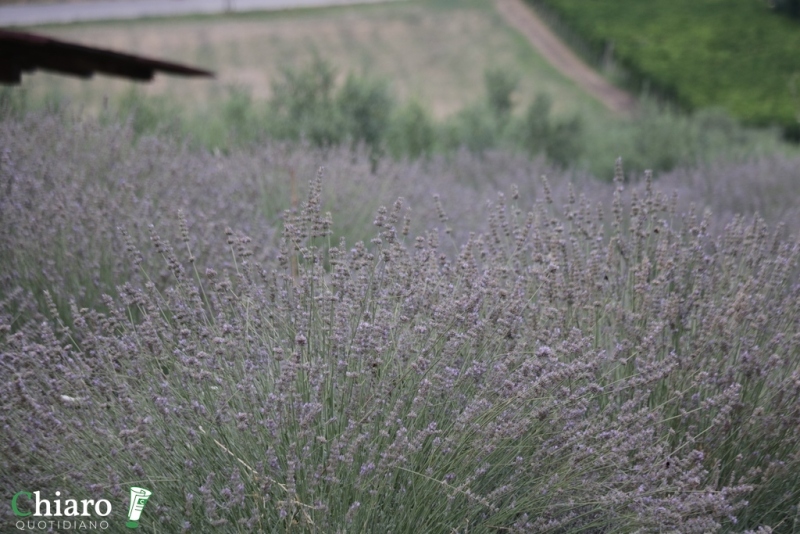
[0,28,214,85]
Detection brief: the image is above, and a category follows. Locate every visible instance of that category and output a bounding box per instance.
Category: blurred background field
[4,0,799,178]
[12,0,600,119]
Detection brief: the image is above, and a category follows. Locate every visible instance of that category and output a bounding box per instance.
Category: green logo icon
[125,487,152,529]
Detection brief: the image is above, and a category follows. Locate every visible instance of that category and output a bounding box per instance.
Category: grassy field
[529,0,800,138]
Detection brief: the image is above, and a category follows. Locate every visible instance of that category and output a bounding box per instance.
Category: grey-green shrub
[4,168,798,531]
[3,113,800,531]
[1,111,798,326]
[0,111,559,327]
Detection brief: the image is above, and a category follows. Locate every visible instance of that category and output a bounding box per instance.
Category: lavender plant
[2,113,800,532]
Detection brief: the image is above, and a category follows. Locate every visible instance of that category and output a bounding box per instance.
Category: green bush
[266,56,345,147]
[222,87,263,145]
[337,73,394,154]
[386,99,436,159]
[442,68,520,155]
[512,93,583,167]
[443,103,502,153]
[116,88,183,138]
[263,57,397,157]
[579,98,788,178]
[10,54,792,175]
[440,69,585,167]
[484,67,520,123]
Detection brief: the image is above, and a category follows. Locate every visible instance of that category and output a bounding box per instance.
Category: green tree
[387,99,435,159]
[484,67,520,122]
[337,74,393,153]
[266,55,344,147]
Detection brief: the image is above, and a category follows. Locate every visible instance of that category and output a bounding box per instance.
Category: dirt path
[495,0,636,115]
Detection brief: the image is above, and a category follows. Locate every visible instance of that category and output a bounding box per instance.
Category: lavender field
[2,111,800,532]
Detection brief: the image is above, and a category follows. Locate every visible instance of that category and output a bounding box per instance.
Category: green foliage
[443,103,502,153]
[265,57,395,157]
[114,88,184,141]
[0,87,29,119]
[337,73,393,153]
[266,56,344,147]
[222,86,263,145]
[580,98,788,178]
[386,99,436,159]
[13,54,790,176]
[513,93,583,167]
[530,0,800,135]
[442,67,584,165]
[256,60,784,174]
[484,67,520,123]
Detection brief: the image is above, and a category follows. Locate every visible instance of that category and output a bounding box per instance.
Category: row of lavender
[1,113,799,531]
